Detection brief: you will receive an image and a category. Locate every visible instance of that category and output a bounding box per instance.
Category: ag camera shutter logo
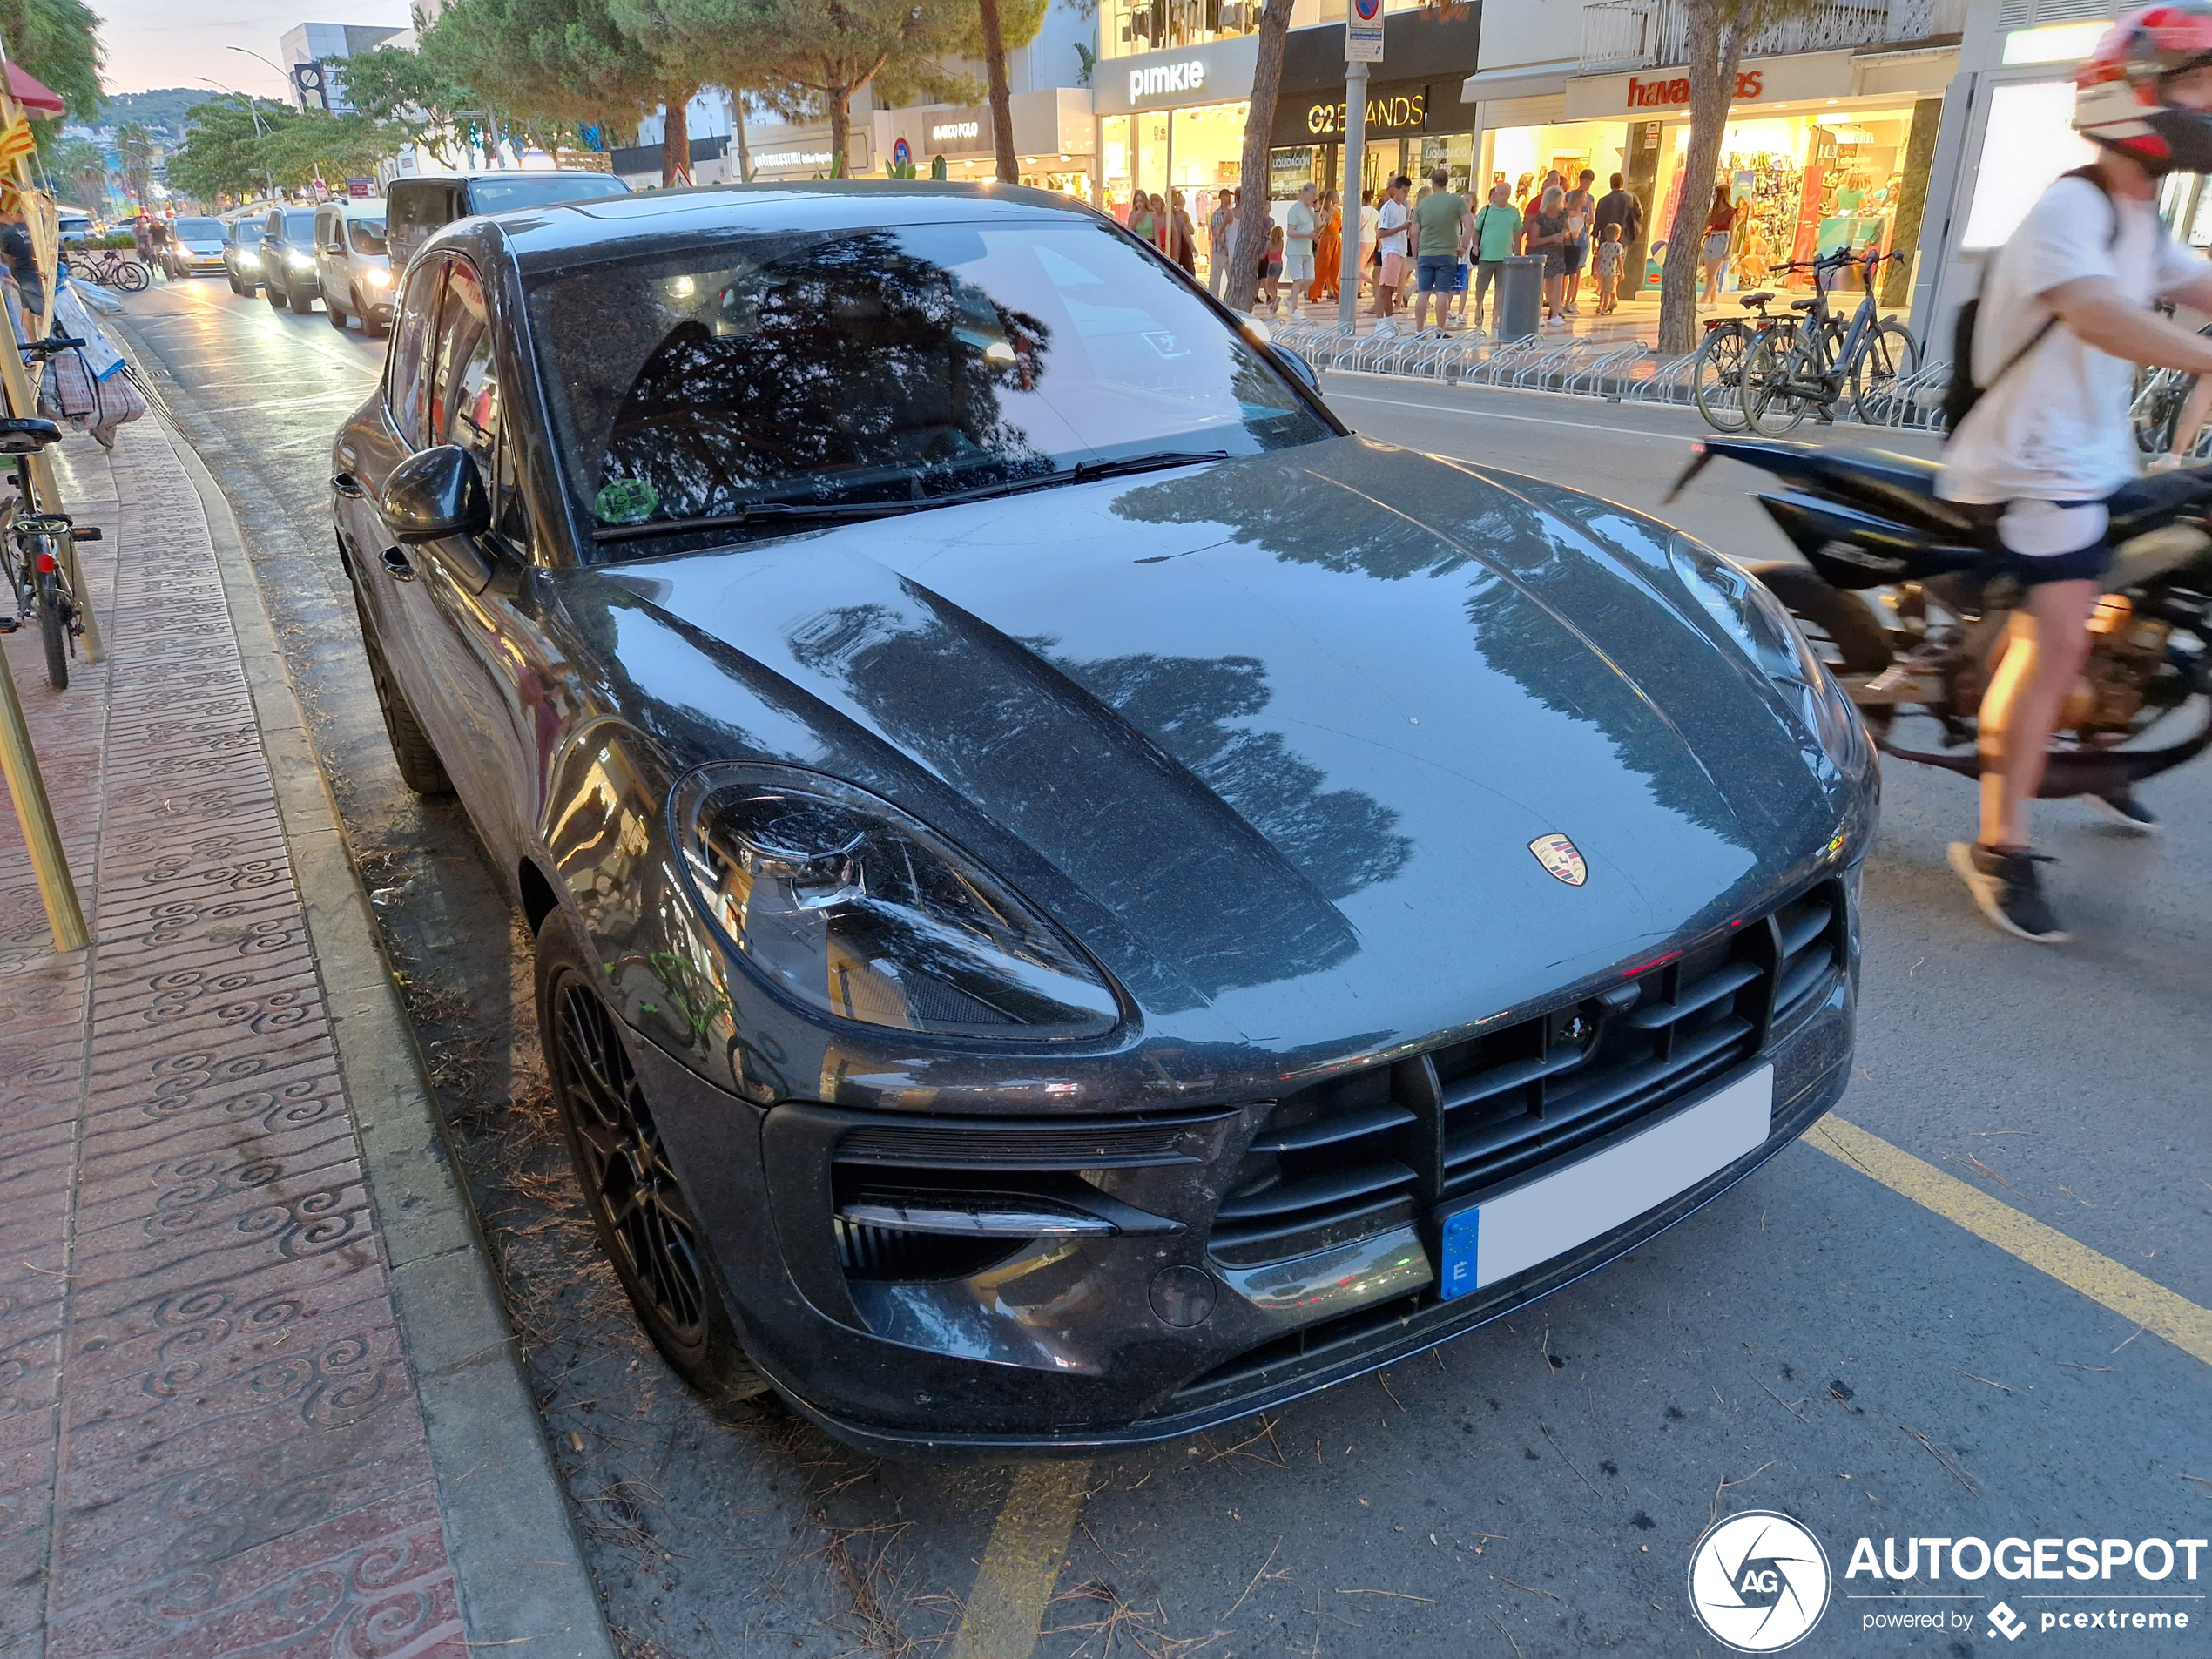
[1688,1511,1831,1652]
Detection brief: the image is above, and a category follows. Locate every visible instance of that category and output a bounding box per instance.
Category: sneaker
[2081,790,2159,833]
[1947,842,2069,942]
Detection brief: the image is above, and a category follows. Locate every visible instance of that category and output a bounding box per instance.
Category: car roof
[321,198,388,214]
[401,169,621,184]
[448,180,1103,275]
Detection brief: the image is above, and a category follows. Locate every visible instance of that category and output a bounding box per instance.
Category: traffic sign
[1347,0,1384,62]
[892,137,911,167]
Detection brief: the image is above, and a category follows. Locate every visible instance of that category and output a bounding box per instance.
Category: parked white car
[314,198,394,336]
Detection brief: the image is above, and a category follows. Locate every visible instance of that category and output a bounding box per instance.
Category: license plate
[1438,1065,1774,1299]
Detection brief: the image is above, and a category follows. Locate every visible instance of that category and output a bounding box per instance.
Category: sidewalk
[0,418,607,1656]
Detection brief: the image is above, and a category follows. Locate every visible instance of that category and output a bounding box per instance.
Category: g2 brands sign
[1626,69,1764,109]
[1304,88,1427,137]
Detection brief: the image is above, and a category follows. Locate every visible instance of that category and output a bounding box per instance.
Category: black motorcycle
[1670,437,2212,798]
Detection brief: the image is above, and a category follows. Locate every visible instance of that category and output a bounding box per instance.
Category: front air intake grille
[1204,882,1847,1268]
[832,1212,1021,1281]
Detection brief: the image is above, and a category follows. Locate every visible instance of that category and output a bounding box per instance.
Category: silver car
[314,198,394,336]
[162,216,228,279]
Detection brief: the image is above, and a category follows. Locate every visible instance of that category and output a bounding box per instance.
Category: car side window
[388,258,447,448]
[428,260,488,450]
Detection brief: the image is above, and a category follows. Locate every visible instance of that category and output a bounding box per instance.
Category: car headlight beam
[671,765,1120,1040]
[1667,536,1862,769]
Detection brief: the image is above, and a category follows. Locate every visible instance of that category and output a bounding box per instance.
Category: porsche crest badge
[1528,833,1588,887]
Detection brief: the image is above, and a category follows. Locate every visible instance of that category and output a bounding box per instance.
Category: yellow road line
[950,1460,1091,1659]
[1810,1114,2212,1366]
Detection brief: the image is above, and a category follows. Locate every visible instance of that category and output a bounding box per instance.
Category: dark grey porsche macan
[330,182,1876,1454]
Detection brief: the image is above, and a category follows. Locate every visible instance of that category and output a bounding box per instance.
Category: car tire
[264,276,287,309]
[354,594,453,795]
[290,283,317,315]
[534,909,763,1401]
[327,292,348,329]
[363,307,389,339]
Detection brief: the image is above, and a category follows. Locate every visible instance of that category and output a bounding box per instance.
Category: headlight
[288,251,314,267]
[671,765,1120,1038]
[363,265,392,286]
[1667,536,1861,768]
[236,251,259,267]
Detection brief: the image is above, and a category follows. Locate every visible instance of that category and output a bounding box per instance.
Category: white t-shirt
[1377,197,1409,258]
[1285,199,1316,247]
[1941,175,2204,504]
[1359,203,1379,247]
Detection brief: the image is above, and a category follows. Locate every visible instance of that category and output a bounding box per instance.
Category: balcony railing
[1578,0,1954,74]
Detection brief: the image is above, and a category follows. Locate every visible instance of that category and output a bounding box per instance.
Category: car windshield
[528,218,1332,544]
[469,174,628,215]
[348,217,388,253]
[280,211,315,241]
[176,219,223,240]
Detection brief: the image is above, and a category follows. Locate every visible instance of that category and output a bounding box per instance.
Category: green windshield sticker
[596,478,659,524]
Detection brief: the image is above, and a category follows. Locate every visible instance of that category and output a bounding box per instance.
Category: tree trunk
[1226,0,1298,314]
[732,91,753,184]
[1656,2,1745,358]
[979,0,1019,184]
[663,86,697,186]
[827,82,849,179]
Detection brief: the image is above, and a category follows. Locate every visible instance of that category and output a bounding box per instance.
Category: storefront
[875,89,1097,199]
[744,118,875,181]
[1467,44,1952,301]
[1095,33,1259,215]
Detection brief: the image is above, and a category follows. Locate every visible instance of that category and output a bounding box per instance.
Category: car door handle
[332,472,365,497]
[380,545,415,581]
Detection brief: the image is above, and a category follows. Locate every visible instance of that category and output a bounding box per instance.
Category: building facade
[277,22,403,114]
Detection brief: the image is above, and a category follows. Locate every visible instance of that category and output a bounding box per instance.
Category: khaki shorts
[1380,251,1415,289]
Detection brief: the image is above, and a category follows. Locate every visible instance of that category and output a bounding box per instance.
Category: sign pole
[1338,62,1367,329]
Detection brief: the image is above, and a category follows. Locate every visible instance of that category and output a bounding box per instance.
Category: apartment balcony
[1578,0,1957,74]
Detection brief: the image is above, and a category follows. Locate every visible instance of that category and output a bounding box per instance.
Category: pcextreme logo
[1689,1516,2209,1649]
[1689,1511,1832,1652]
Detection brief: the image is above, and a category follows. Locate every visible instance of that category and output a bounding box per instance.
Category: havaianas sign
[1626,69,1764,108]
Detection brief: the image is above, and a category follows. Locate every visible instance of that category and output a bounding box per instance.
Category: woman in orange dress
[1308,189,1341,303]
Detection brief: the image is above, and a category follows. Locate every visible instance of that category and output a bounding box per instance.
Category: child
[1262,223,1285,313]
[1594,222,1625,315]
[1735,233,1771,294]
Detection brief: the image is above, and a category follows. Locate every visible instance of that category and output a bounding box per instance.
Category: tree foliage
[334,41,475,166]
[165,96,402,201]
[45,130,102,208]
[115,118,152,206]
[0,0,104,139]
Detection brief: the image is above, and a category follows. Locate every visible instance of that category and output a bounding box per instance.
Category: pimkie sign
[1626,69,1764,109]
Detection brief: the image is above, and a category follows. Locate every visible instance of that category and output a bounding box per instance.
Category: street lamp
[194,77,276,200]
[226,44,300,107]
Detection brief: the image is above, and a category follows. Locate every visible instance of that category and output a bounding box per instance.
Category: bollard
[1496,255,1544,342]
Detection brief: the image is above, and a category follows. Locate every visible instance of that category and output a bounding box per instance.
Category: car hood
[575,436,1860,1055]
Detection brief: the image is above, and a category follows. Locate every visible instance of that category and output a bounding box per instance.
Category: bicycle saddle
[1737,292,1773,307]
[1790,298,1818,311]
[0,418,62,455]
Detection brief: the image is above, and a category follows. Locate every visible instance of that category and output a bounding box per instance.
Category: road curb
[152,407,617,1659]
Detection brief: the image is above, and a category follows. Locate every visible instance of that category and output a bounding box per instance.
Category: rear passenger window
[428,261,488,446]
[388,258,447,448]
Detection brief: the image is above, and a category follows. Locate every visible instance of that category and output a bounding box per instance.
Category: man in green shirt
[1468,180,1521,333]
[1411,167,1468,334]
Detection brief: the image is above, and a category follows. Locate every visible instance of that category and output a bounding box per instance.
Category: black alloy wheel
[535,914,759,1398]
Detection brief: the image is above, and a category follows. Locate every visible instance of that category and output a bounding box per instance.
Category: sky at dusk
[89,0,416,98]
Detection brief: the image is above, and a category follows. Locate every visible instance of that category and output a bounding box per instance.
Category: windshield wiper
[1071,450,1231,483]
[591,454,1233,545]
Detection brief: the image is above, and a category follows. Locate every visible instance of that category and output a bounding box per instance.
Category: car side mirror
[1273,345,1322,396]
[323,241,344,254]
[380,444,491,543]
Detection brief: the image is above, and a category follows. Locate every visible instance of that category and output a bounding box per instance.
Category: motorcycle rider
[1943,0,2212,941]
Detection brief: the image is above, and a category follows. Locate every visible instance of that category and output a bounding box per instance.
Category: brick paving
[0,423,465,1657]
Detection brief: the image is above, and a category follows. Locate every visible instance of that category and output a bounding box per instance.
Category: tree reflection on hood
[597,231,1055,523]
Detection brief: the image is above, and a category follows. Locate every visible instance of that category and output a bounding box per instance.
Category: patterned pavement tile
[0,424,465,1655]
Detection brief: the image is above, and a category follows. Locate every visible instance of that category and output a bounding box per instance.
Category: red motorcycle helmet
[2076,0,2212,172]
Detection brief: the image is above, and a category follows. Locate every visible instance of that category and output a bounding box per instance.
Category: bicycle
[65,247,149,292]
[1689,288,1800,432]
[0,335,101,690]
[1742,247,1920,435]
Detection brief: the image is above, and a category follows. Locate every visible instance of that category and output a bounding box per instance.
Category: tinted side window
[388,258,447,448]
[428,261,488,448]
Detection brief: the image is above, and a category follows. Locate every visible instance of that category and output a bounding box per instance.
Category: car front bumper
[629,879,1858,1454]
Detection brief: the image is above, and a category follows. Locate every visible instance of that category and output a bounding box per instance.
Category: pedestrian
[1207,190,1234,297]
[1283,182,1318,316]
[1525,184,1572,327]
[1170,189,1197,275]
[1309,187,1341,304]
[1594,222,1626,314]
[1467,180,1520,332]
[1937,0,2212,939]
[1447,192,1475,327]
[1358,188,1379,296]
[1252,199,1278,310]
[1372,176,1412,321]
[1595,171,1643,266]
[0,195,42,329]
[1129,192,1156,246]
[1561,167,1596,314]
[1700,183,1737,307]
[1150,192,1173,257]
[1411,165,1467,334]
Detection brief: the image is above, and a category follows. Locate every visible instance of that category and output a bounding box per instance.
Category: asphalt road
[104,274,2212,1659]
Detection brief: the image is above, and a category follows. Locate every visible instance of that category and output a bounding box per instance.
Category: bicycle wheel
[1849,319,1920,423]
[1690,324,1751,432]
[118,260,149,293]
[36,569,66,691]
[1743,328,1817,435]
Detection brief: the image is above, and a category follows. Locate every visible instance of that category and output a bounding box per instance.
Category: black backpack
[1943,167,2119,435]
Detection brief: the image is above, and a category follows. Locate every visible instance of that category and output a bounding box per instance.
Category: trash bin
[1496,255,1544,341]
